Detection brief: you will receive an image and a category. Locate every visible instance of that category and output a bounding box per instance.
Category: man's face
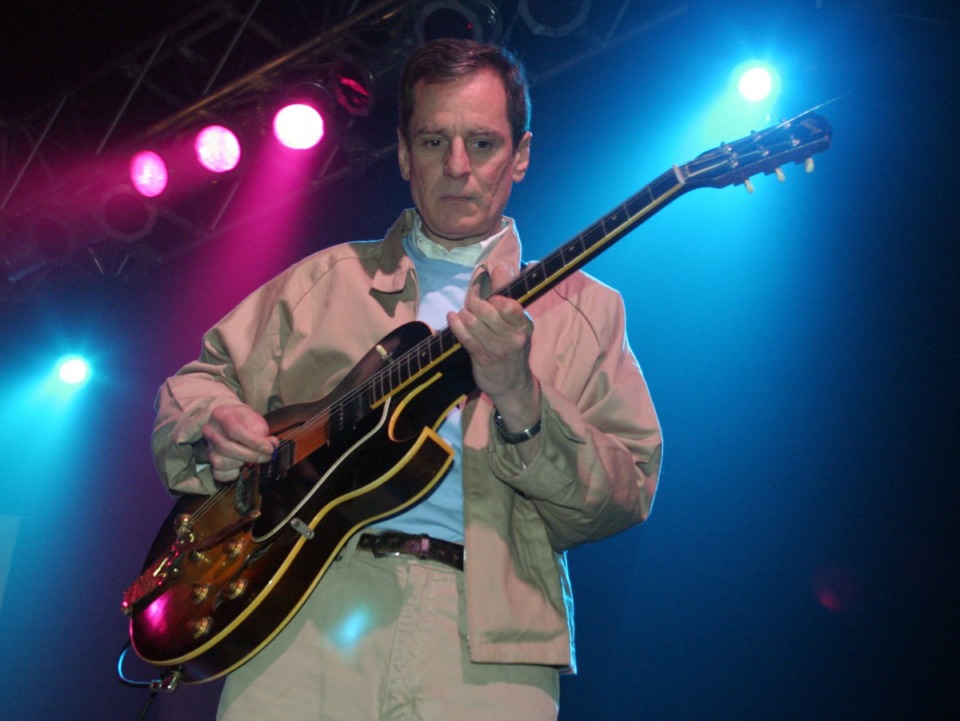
[398,69,531,249]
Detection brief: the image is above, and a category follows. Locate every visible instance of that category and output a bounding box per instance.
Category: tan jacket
[152,209,661,671]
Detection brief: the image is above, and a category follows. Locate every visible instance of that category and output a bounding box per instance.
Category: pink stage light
[273,103,325,150]
[129,150,168,197]
[194,125,241,173]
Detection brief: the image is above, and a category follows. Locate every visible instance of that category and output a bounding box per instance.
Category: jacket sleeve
[487,278,662,550]
[151,276,291,495]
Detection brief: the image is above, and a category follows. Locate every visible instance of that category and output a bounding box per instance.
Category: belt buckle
[370,532,404,559]
[370,532,430,559]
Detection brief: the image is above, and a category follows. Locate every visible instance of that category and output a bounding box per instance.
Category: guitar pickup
[261,440,295,485]
[235,439,295,515]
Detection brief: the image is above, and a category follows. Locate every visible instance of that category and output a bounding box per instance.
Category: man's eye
[423,138,443,148]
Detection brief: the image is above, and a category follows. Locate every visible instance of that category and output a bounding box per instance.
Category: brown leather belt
[358,532,464,571]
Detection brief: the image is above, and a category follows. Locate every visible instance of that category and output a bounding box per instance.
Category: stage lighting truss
[0,0,687,303]
[1,211,76,286]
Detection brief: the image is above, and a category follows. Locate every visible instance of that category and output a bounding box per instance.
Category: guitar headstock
[680,112,832,191]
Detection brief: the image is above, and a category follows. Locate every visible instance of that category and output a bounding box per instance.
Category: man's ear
[397,128,411,181]
[512,131,532,182]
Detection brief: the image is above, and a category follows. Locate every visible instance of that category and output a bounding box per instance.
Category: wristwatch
[493,409,542,444]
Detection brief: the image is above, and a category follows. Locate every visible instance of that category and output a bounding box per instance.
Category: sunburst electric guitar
[122,112,832,684]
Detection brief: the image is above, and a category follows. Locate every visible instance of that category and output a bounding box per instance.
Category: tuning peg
[804,157,815,173]
[744,178,755,194]
[775,167,786,182]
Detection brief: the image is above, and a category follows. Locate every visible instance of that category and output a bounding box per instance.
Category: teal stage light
[55,355,90,386]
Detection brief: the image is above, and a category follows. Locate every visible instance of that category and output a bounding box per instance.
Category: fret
[388,362,402,391]
[625,185,655,216]
[417,342,433,366]
[397,355,414,384]
[361,373,387,405]
[525,261,546,288]
[601,205,630,235]
[578,223,606,250]
[433,330,452,357]
[540,251,566,279]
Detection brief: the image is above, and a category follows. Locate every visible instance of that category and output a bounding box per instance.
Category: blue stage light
[735,61,780,104]
[739,66,773,102]
[56,355,91,386]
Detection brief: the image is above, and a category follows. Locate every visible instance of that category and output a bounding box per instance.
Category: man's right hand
[200,404,279,482]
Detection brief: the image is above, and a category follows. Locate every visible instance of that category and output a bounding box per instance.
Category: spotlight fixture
[56,355,91,386]
[273,104,325,150]
[519,0,590,38]
[194,125,242,173]
[329,56,377,117]
[414,0,503,44]
[271,82,337,150]
[736,61,780,103]
[129,150,169,198]
[98,185,158,243]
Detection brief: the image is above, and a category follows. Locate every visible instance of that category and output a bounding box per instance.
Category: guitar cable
[117,640,183,720]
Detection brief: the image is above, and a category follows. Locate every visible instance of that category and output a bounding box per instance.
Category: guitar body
[124,111,832,684]
[126,322,473,682]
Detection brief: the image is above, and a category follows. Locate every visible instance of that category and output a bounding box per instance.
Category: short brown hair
[398,39,531,149]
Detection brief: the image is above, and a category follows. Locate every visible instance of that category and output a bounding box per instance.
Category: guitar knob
[775,167,786,182]
[225,538,245,559]
[804,157,815,173]
[744,178,755,194]
[187,616,213,639]
[224,578,249,600]
[190,584,212,604]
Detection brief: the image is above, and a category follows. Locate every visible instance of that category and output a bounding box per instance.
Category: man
[152,39,661,720]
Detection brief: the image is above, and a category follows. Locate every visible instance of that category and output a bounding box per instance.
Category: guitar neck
[501,166,687,307]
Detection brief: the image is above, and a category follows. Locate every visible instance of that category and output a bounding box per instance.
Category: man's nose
[444,138,470,178]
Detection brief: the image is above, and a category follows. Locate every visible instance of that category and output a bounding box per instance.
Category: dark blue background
[1,2,956,719]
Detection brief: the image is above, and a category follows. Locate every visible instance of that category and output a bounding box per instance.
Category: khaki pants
[218,535,559,721]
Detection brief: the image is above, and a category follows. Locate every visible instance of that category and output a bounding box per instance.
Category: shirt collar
[411,214,509,267]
